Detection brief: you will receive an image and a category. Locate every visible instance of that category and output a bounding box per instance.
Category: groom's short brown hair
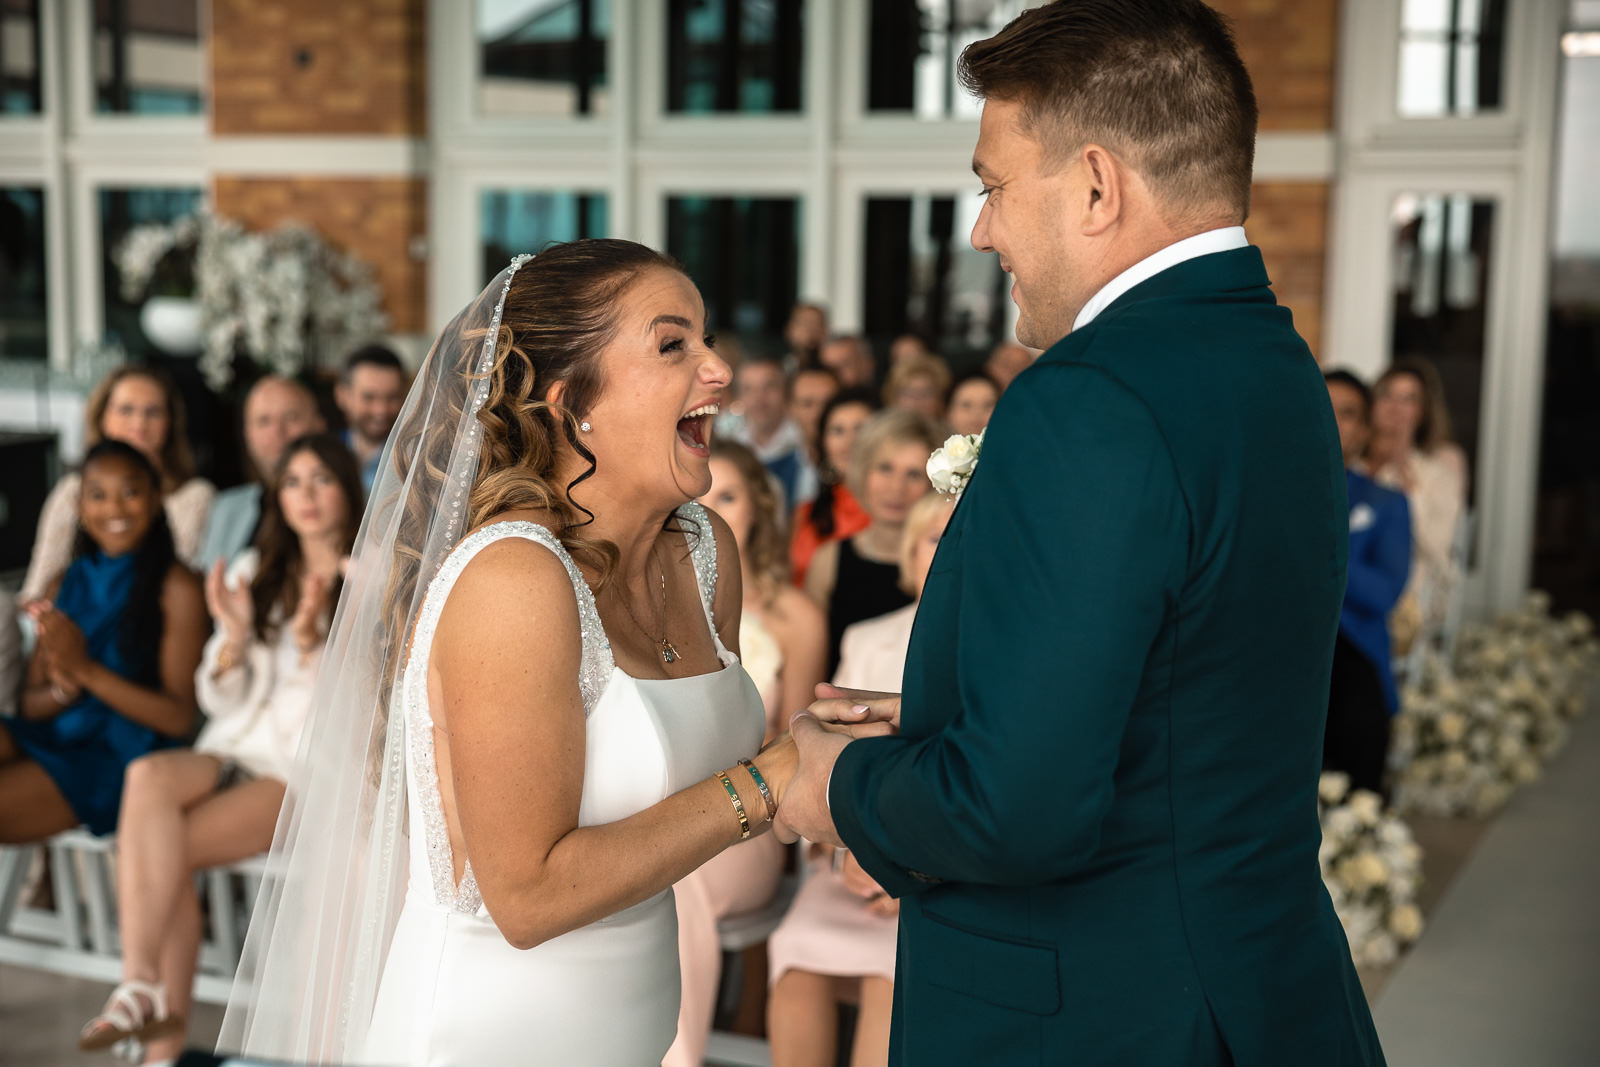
[959,0,1258,224]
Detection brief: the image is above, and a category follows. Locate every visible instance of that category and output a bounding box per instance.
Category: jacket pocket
[920,910,1060,1016]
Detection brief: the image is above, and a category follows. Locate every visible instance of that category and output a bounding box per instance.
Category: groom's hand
[809,683,902,731]
[773,711,851,847]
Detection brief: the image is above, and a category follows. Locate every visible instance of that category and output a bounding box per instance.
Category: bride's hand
[752,733,798,812]
[809,683,902,732]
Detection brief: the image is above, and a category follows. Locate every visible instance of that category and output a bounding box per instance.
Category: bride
[218,240,809,1064]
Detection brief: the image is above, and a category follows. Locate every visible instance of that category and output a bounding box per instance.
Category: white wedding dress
[361,504,765,1066]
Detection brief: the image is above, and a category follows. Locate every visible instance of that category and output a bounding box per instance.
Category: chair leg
[208,868,239,967]
[47,842,85,949]
[82,850,118,954]
[0,847,27,934]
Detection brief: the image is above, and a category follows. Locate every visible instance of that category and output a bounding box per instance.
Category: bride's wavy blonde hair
[374,240,684,733]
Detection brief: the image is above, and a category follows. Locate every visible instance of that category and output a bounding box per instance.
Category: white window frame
[1325,0,1567,616]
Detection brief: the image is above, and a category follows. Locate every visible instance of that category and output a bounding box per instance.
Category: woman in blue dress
[1,440,208,842]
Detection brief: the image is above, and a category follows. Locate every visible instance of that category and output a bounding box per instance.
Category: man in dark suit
[1325,369,1412,794]
[772,2,1388,1064]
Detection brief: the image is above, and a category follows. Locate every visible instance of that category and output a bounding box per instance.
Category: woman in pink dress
[667,440,829,1066]
[766,493,952,1067]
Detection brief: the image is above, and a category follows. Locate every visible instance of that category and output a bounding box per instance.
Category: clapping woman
[79,434,362,1059]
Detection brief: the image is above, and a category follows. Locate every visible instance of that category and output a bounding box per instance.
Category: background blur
[0,0,1597,620]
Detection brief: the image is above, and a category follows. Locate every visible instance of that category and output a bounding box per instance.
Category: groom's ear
[1080,143,1123,236]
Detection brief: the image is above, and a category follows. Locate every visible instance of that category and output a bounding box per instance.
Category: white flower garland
[1318,773,1426,967]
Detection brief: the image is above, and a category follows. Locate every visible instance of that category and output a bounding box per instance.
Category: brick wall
[210,0,426,136]
[1251,182,1331,359]
[212,177,427,334]
[1214,0,1340,131]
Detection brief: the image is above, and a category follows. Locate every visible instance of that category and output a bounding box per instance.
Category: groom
[775,2,1387,1064]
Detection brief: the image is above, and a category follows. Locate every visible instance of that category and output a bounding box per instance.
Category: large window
[0,187,47,361]
[1,0,40,114]
[863,193,1006,369]
[865,0,1027,118]
[665,0,803,114]
[92,0,204,115]
[1397,0,1507,117]
[98,187,204,358]
[481,190,608,283]
[666,196,801,352]
[477,0,610,117]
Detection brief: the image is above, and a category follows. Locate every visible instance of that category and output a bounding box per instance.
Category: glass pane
[866,0,1029,118]
[99,186,204,358]
[665,0,803,114]
[477,0,610,117]
[863,193,1007,369]
[1,0,41,114]
[665,196,800,351]
[0,186,47,360]
[93,0,204,115]
[1396,0,1505,117]
[1533,26,1600,615]
[1388,192,1495,498]
[480,189,608,284]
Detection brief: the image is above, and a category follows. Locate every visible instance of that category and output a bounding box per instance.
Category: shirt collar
[1072,226,1249,333]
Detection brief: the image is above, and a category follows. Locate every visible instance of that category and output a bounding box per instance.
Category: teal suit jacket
[830,247,1386,1065]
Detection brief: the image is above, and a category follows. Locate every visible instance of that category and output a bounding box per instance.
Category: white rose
[1512,756,1541,784]
[1359,932,1400,967]
[1436,712,1466,743]
[940,434,976,472]
[1318,772,1350,806]
[1349,791,1383,828]
[926,449,956,494]
[1387,904,1424,942]
[1324,807,1359,841]
[1442,750,1470,777]
[1317,837,1340,870]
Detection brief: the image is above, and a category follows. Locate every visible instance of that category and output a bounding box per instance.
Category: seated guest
[767,493,953,1067]
[1,441,206,843]
[819,334,877,389]
[785,301,829,370]
[883,354,952,425]
[946,371,1000,437]
[335,343,407,492]
[22,366,215,599]
[803,409,940,674]
[667,441,828,1067]
[788,366,839,458]
[1360,357,1468,644]
[983,339,1036,393]
[720,354,818,510]
[1326,370,1412,795]
[197,375,324,573]
[790,388,880,588]
[78,433,361,1060]
[888,330,933,368]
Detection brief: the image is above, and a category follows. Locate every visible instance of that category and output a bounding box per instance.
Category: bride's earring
[580,420,592,432]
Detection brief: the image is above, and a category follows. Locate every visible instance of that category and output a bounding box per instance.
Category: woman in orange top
[789,387,879,586]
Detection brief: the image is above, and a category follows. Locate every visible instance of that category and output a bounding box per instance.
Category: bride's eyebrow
[646,314,692,333]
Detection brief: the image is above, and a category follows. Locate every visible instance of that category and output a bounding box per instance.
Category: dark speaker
[0,431,58,575]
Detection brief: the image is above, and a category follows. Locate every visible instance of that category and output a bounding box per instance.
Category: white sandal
[78,979,183,1052]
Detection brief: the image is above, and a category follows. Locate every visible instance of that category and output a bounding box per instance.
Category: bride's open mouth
[677,402,718,457]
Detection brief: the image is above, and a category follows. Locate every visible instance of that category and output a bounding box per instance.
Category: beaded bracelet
[737,757,777,822]
[716,770,751,840]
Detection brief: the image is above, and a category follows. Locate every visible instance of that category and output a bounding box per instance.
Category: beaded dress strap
[675,501,725,655]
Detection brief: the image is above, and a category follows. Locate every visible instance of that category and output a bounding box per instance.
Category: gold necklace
[617,550,679,665]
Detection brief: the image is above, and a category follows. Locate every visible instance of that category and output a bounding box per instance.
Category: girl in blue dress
[1,440,208,842]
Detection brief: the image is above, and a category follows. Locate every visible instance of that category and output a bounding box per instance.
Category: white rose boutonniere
[927,430,985,498]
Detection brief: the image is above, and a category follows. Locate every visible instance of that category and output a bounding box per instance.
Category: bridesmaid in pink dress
[667,441,828,1067]
[765,493,952,1067]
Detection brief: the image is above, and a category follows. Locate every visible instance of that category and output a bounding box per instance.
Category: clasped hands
[753,684,902,849]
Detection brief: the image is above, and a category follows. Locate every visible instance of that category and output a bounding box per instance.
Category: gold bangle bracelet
[716,771,751,840]
[737,757,777,822]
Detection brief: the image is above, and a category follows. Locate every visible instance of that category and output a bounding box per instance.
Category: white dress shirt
[1072,226,1248,332]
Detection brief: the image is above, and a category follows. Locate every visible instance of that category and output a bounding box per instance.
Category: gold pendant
[660,639,679,664]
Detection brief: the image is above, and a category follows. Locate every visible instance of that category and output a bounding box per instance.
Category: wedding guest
[719,354,818,510]
[983,339,1036,392]
[1,441,206,843]
[789,389,880,587]
[786,301,829,370]
[1326,370,1412,795]
[883,355,951,425]
[78,433,360,1061]
[197,375,325,572]
[668,441,828,1067]
[1359,356,1468,644]
[803,409,939,674]
[819,334,877,389]
[888,330,933,368]
[22,366,215,599]
[335,344,406,493]
[767,493,953,1067]
[788,366,840,457]
[946,371,1000,437]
